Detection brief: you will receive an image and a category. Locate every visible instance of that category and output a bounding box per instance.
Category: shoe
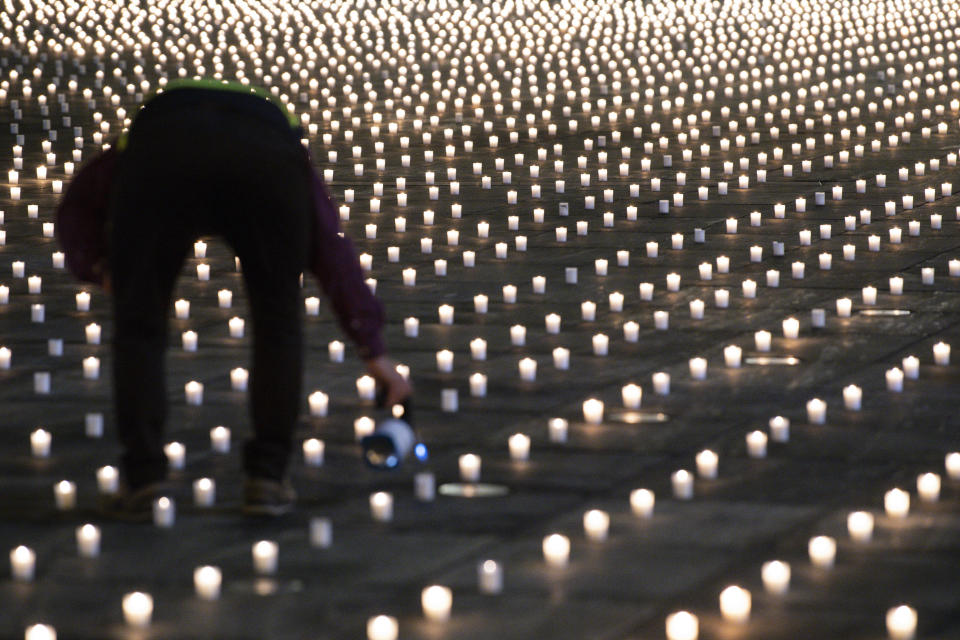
[243,477,296,516]
[99,482,170,522]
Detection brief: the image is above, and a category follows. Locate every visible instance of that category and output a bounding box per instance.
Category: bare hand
[365,355,412,407]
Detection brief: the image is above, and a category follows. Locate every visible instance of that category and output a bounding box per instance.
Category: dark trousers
[108,93,311,488]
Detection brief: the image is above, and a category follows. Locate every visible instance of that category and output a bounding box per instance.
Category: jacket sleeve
[55,147,118,285]
[309,168,387,360]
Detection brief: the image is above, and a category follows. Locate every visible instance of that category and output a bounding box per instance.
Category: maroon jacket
[56,147,386,360]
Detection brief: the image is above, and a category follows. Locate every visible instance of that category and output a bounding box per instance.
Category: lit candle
[806,398,827,424]
[696,450,718,479]
[436,349,454,373]
[421,585,453,622]
[724,345,742,368]
[583,509,610,542]
[509,433,531,461]
[836,298,852,317]
[653,372,671,395]
[122,592,153,628]
[621,384,642,409]
[86,323,102,344]
[762,560,791,595]
[917,472,941,502]
[582,398,604,424]
[518,357,537,381]
[252,540,278,575]
[672,470,694,500]
[10,545,36,581]
[689,299,705,319]
[54,480,76,510]
[654,311,669,330]
[228,317,244,338]
[404,317,419,337]
[308,391,329,417]
[719,585,751,623]
[76,291,91,311]
[549,418,569,443]
[782,317,800,339]
[933,342,950,365]
[847,511,874,542]
[30,428,51,458]
[665,611,698,640]
[354,417,375,441]
[164,442,186,469]
[630,488,655,518]
[438,304,454,325]
[746,431,767,458]
[230,367,249,391]
[96,465,119,494]
[357,375,376,401]
[367,615,398,640]
[478,559,503,594]
[328,340,345,362]
[689,357,707,380]
[808,535,837,568]
[174,299,190,319]
[755,330,772,351]
[886,368,904,392]
[843,385,862,411]
[542,534,570,567]
[24,624,56,640]
[153,497,175,527]
[192,478,216,507]
[884,488,910,518]
[459,454,481,482]
[469,373,487,398]
[181,330,198,352]
[194,565,222,600]
[886,605,917,640]
[185,381,204,405]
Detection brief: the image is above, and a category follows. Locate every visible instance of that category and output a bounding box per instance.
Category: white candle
[762,560,791,595]
[367,615,398,640]
[917,472,941,502]
[836,297,852,317]
[742,279,757,298]
[76,291,91,311]
[83,323,102,345]
[252,540,279,574]
[843,385,862,410]
[769,416,790,442]
[24,624,56,640]
[583,509,610,542]
[230,367,248,391]
[192,478,216,507]
[653,372,671,395]
[532,275,546,294]
[308,391,329,417]
[806,398,827,424]
[666,272,681,291]
[310,517,333,548]
[592,334,609,357]
[196,263,210,281]
[508,433,531,461]
[34,371,50,393]
[478,560,503,594]
[421,585,453,622]
[689,299,705,320]
[438,304,454,325]
[847,511,874,542]
[620,383,642,409]
[122,592,153,628]
[503,285,517,303]
[217,289,233,309]
[442,389,459,412]
[808,535,836,568]
[185,381,204,405]
[404,317,419,337]
[696,450,718,479]
[194,565,222,600]
[654,311,669,330]
[933,342,950,365]
[863,286,878,305]
[469,373,487,398]
[582,398,604,424]
[54,480,76,510]
[755,330,772,352]
[10,545,36,581]
[174,299,190,319]
[623,321,640,342]
[518,357,537,381]
[630,488,655,518]
[228,317,244,338]
[719,585,751,623]
[884,488,910,518]
[164,442,186,469]
[30,428,51,458]
[542,534,570,567]
[746,431,768,458]
[181,330,198,352]
[782,317,799,339]
[96,465,119,494]
[886,605,917,640]
[724,345,742,368]
[889,276,904,295]
[357,375,376,401]
[436,349,454,373]
[689,357,707,381]
[549,418,569,443]
[886,367,905,392]
[328,340,345,362]
[354,417,375,441]
[153,497,175,527]
[27,275,41,294]
[665,611,699,640]
[459,454,481,482]
[672,470,694,500]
